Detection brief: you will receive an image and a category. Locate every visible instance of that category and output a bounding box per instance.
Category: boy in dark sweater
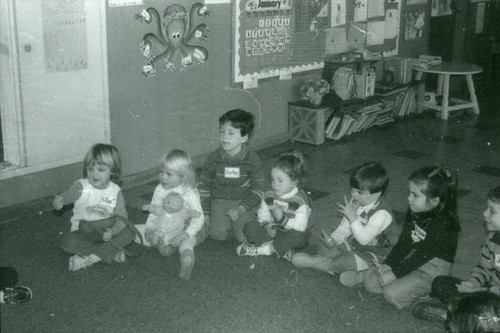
[198,109,265,242]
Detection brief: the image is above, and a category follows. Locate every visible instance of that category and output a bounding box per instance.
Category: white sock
[256,241,274,256]
[0,291,4,304]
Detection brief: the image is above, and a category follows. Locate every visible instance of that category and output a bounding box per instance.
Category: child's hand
[264,223,277,238]
[145,228,155,245]
[456,280,483,293]
[52,195,64,211]
[320,230,335,249]
[336,196,359,223]
[102,228,113,242]
[377,270,396,286]
[270,206,284,222]
[170,232,189,247]
[142,204,163,216]
[227,206,245,222]
[375,263,392,276]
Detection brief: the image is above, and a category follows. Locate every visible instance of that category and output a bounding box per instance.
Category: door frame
[0,0,25,171]
[0,0,110,180]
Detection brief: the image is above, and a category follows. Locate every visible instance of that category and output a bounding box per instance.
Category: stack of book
[379,86,417,118]
[374,82,408,97]
[418,55,442,69]
[325,100,394,140]
[383,56,415,84]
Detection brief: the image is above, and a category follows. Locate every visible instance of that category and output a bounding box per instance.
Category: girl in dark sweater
[362,165,460,309]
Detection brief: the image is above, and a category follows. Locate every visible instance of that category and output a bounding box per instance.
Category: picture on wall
[135,3,210,77]
[403,8,426,40]
[431,0,452,16]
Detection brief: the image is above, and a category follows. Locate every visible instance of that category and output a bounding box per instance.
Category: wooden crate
[288,102,327,145]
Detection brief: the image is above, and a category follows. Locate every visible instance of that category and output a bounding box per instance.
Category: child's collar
[278,187,298,200]
[221,144,248,159]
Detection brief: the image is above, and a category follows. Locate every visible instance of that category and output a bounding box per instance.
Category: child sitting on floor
[197,109,266,242]
[291,161,397,287]
[362,165,460,310]
[236,150,312,259]
[135,149,204,280]
[53,143,137,271]
[411,186,500,324]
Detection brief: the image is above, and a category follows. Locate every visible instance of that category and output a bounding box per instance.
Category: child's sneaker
[68,255,96,271]
[409,299,447,323]
[0,286,32,304]
[339,270,365,287]
[236,242,258,257]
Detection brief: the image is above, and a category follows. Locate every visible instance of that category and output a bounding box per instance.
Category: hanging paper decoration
[136,3,210,76]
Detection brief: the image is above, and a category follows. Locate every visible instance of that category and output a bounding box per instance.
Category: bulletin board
[232,0,402,84]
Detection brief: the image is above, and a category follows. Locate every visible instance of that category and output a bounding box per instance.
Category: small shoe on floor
[68,255,97,272]
[292,253,335,275]
[236,243,258,257]
[282,250,294,261]
[0,286,32,304]
[114,251,126,263]
[339,270,365,287]
[409,299,447,323]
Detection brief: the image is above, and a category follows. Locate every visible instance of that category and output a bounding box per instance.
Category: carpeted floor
[0,201,443,333]
[2,95,500,332]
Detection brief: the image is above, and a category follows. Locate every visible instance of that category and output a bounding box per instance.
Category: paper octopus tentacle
[185,23,210,43]
[186,3,210,39]
[136,7,167,43]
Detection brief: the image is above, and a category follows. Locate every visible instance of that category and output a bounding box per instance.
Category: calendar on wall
[231,0,401,84]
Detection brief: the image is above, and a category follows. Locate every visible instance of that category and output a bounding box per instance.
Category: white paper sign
[108,0,143,7]
[243,76,259,89]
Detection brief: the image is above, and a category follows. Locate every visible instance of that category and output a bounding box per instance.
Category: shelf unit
[288,84,418,145]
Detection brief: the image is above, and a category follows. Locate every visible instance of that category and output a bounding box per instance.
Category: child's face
[271,167,297,197]
[219,122,248,156]
[86,162,112,189]
[483,199,500,232]
[351,187,381,207]
[159,164,183,190]
[407,181,439,213]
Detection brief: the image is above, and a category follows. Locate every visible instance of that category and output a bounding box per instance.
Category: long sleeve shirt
[257,188,312,232]
[197,145,265,213]
[330,200,393,247]
[384,208,459,279]
[467,231,500,288]
[145,183,204,238]
[59,178,127,232]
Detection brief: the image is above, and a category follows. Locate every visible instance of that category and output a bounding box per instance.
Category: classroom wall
[0,1,431,210]
[0,1,296,210]
[106,1,294,179]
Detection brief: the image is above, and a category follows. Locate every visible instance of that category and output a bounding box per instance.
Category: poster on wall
[232,0,325,84]
[42,0,88,72]
[431,0,452,16]
[404,8,426,40]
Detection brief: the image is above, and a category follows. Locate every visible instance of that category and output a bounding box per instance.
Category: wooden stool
[413,62,482,120]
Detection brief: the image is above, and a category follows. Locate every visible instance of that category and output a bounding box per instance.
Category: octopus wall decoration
[136,3,210,76]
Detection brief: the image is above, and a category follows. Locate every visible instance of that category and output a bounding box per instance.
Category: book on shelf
[332,67,354,101]
[325,99,393,140]
[375,82,408,97]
